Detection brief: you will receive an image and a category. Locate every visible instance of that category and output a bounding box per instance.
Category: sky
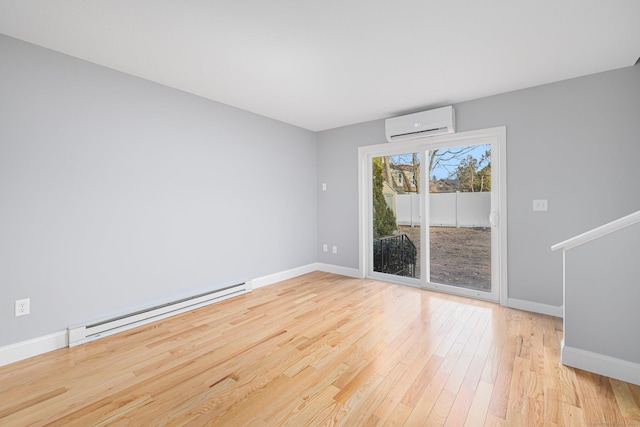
[389,143,490,181]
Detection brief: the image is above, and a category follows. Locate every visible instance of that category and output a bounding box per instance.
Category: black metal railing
[373,234,417,278]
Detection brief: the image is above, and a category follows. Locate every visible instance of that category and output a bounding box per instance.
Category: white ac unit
[385,106,455,142]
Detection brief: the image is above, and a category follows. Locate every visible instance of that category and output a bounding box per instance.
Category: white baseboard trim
[249,263,319,289]
[507,298,563,317]
[0,331,68,367]
[248,263,363,289]
[562,341,640,386]
[316,263,363,278]
[0,263,362,367]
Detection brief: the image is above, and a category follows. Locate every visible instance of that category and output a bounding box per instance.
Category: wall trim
[250,263,362,288]
[2,265,568,368]
[0,330,68,367]
[507,298,563,318]
[0,262,341,367]
[316,263,362,278]
[562,341,640,386]
[249,263,319,289]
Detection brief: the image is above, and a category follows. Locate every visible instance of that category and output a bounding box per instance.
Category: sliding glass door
[363,129,505,302]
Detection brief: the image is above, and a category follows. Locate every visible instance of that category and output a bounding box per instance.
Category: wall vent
[68,281,250,347]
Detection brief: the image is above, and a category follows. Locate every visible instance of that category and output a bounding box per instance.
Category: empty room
[1,1,639,425]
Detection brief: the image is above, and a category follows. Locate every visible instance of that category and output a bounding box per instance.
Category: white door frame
[357,126,508,305]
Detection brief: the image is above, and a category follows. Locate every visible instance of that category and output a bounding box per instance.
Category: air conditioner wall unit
[385,106,455,142]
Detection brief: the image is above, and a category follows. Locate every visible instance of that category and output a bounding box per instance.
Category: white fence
[396,192,490,227]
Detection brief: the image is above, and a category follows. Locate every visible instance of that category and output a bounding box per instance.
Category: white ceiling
[1,1,639,131]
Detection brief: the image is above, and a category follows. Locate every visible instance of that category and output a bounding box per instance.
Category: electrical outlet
[323,244,328,252]
[15,298,30,316]
[332,245,338,254]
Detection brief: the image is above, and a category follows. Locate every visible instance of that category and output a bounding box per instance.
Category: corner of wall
[562,341,640,386]
[316,263,362,278]
[507,298,563,318]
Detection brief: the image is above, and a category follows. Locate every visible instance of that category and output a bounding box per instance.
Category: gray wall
[317,120,383,270]
[3,31,639,350]
[0,35,317,347]
[317,65,640,308]
[565,223,640,363]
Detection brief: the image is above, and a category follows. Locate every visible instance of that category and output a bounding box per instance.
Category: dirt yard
[397,225,491,291]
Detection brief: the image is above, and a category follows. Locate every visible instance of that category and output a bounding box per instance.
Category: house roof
[1,1,638,131]
[392,164,417,173]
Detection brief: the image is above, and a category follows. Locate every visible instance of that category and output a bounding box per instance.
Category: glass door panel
[371,153,421,280]
[427,144,492,292]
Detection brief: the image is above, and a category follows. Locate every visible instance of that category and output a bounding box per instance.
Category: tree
[383,148,488,194]
[427,147,477,191]
[453,150,491,192]
[412,153,420,193]
[455,155,479,191]
[477,150,491,192]
[383,154,419,193]
[372,157,397,237]
[382,156,393,188]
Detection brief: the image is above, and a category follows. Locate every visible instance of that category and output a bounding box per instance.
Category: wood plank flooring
[1,272,639,426]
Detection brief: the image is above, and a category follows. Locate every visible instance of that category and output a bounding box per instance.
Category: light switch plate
[533,199,548,211]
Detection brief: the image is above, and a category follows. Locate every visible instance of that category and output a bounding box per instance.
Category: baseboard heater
[68,281,251,347]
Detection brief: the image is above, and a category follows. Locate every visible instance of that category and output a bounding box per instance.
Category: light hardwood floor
[1,272,639,426]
